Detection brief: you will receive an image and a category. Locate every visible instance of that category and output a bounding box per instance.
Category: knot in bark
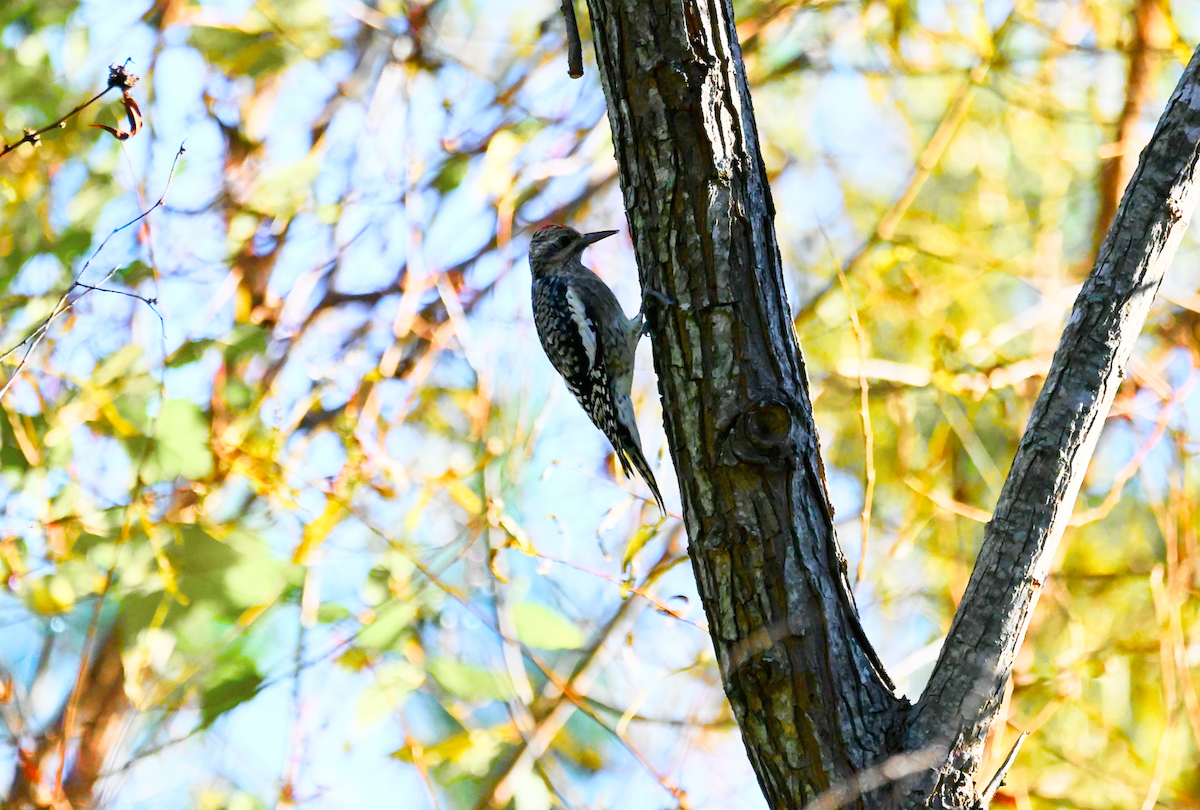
[722,396,797,469]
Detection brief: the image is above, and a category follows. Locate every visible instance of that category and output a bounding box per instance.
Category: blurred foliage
[0,0,1198,808]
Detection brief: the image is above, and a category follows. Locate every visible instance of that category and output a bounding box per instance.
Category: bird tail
[609,422,667,514]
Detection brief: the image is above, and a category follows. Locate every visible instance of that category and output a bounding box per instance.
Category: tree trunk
[583,1,1200,808]
[3,631,130,810]
[586,2,902,806]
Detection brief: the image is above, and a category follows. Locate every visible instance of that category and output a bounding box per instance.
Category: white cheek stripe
[566,287,598,370]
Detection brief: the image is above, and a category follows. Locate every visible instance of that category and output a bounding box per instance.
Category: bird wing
[564,284,598,372]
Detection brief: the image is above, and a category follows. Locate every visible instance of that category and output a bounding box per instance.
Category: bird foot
[642,288,675,308]
[640,288,677,336]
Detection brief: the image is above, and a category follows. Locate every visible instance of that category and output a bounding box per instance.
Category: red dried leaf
[90,124,131,141]
[90,92,143,141]
[122,92,143,137]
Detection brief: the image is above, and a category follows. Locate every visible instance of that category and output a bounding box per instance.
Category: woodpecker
[529,224,666,513]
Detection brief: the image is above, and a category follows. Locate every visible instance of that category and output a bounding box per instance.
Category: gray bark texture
[582,1,1200,807]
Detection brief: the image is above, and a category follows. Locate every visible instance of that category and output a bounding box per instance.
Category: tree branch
[560,0,585,78]
[905,42,1200,805]
[0,63,137,160]
[0,144,184,405]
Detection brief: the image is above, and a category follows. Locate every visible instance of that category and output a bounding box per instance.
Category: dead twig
[980,731,1029,806]
[561,0,584,78]
[0,62,138,159]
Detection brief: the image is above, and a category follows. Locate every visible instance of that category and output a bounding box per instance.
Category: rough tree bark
[582,1,1200,808]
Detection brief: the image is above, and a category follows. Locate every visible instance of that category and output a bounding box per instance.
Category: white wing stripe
[565,286,597,370]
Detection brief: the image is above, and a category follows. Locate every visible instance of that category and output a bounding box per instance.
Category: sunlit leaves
[3,0,1196,806]
[512,601,584,650]
[358,601,418,652]
[27,574,76,615]
[199,648,264,729]
[357,659,424,725]
[242,155,321,219]
[143,399,214,482]
[428,658,514,703]
[188,27,289,81]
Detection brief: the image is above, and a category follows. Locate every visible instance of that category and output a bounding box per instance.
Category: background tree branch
[903,42,1200,807]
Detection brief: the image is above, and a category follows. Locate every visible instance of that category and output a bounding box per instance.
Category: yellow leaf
[498,513,534,554]
[445,480,483,515]
[29,576,75,615]
[337,648,372,671]
[293,498,347,564]
[100,401,140,437]
[237,601,274,628]
[621,518,665,575]
[488,547,507,583]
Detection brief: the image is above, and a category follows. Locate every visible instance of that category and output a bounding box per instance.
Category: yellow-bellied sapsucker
[529,224,666,513]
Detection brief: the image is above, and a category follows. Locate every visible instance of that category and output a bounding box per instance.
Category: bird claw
[642,288,675,308]
[639,288,676,336]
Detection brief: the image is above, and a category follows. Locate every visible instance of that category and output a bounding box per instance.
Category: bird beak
[580,229,618,246]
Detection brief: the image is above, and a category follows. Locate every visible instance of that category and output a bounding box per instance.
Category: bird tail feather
[609,425,666,514]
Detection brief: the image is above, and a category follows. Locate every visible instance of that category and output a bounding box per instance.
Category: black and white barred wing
[532,275,610,405]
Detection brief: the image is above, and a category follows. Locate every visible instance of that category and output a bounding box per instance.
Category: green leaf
[432,154,470,193]
[143,399,213,482]
[428,658,513,702]
[166,340,213,368]
[112,392,153,435]
[513,601,584,650]
[224,556,287,608]
[356,660,424,726]
[188,26,287,80]
[118,260,155,285]
[224,325,268,364]
[200,652,263,728]
[357,601,417,652]
[225,378,252,410]
[317,603,351,623]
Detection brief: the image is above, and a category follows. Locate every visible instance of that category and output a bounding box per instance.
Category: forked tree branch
[583,0,1200,807]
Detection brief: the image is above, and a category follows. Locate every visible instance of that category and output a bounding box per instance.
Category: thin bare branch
[980,731,1028,807]
[836,266,875,584]
[0,62,137,159]
[0,144,184,403]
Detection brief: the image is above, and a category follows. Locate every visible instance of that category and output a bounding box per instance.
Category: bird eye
[533,228,573,256]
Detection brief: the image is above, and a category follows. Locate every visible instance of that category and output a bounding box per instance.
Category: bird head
[529,224,617,278]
